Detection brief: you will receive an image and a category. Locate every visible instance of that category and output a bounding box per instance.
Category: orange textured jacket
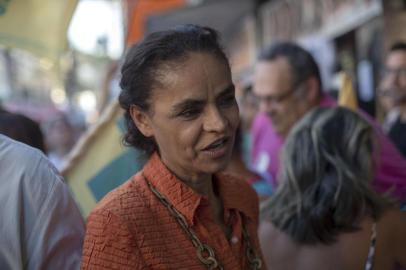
[81,153,265,269]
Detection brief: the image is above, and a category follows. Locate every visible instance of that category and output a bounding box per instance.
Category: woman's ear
[304,76,320,104]
[129,105,154,137]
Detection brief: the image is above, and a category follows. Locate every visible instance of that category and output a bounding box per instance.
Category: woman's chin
[201,157,232,175]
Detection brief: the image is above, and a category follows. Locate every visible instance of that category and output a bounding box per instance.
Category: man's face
[381,50,406,107]
[253,57,312,137]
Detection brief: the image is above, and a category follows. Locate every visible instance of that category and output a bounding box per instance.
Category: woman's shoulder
[376,208,406,253]
[376,208,406,268]
[378,208,406,236]
[379,208,406,228]
[89,172,150,219]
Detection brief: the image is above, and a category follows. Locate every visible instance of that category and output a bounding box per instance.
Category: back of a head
[259,42,322,92]
[262,107,391,244]
[0,111,46,153]
[119,24,229,157]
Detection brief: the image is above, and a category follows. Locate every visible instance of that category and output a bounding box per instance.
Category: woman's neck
[179,174,214,197]
[165,164,229,237]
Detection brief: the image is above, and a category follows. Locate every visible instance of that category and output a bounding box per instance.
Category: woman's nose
[203,106,227,132]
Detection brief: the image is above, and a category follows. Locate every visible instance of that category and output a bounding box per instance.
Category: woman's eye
[219,95,236,107]
[179,108,200,119]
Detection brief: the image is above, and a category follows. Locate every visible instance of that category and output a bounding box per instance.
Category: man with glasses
[251,42,406,203]
[379,42,406,158]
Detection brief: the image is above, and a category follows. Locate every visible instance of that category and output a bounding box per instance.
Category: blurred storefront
[1,0,404,119]
[138,0,406,117]
[257,0,406,117]
[140,0,258,89]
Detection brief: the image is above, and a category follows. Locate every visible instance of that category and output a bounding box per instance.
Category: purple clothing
[251,95,406,202]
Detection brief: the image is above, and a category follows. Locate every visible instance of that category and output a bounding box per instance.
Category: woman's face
[135,52,239,181]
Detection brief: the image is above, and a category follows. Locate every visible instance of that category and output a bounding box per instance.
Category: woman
[81,25,264,269]
[259,107,406,270]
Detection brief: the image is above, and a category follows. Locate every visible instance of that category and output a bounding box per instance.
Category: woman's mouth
[202,138,230,158]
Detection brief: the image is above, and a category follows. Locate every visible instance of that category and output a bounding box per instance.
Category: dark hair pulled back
[119,24,229,156]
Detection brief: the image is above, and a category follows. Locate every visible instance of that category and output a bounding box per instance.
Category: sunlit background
[68,0,124,59]
[2,0,404,127]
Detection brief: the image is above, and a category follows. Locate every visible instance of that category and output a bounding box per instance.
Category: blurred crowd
[0,25,405,270]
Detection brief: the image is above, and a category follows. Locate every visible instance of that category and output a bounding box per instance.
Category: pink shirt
[251,95,406,203]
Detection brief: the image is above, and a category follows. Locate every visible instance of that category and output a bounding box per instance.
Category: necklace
[143,175,262,270]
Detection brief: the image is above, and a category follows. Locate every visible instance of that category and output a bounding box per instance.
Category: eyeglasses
[377,87,406,104]
[254,83,303,106]
[377,88,397,98]
[382,66,406,78]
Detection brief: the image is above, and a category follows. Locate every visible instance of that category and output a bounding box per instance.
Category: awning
[125,0,186,46]
[0,0,78,61]
[145,0,254,45]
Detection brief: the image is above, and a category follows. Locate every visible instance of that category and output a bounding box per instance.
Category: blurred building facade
[257,0,406,117]
[1,0,405,121]
[254,0,405,117]
[144,0,406,118]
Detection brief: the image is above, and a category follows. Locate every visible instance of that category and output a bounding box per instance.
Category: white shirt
[0,135,85,269]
